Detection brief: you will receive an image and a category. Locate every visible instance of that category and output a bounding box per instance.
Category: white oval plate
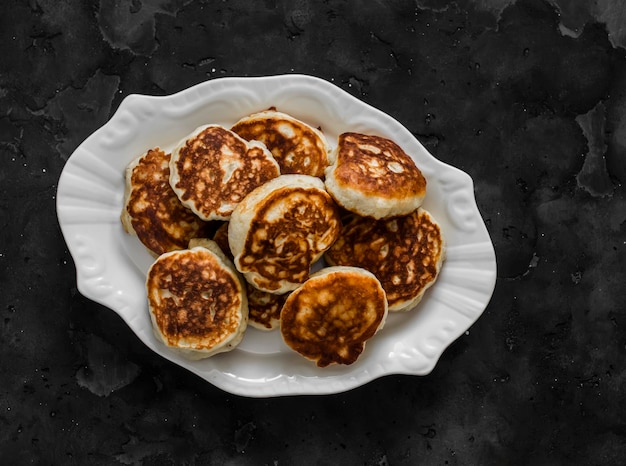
[56,75,497,397]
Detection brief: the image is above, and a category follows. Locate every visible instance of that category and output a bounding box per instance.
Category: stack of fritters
[323,132,445,313]
[121,107,445,365]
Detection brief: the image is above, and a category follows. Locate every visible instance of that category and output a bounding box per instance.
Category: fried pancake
[231,109,331,177]
[325,208,445,311]
[190,233,286,331]
[229,174,342,295]
[324,132,427,219]
[246,287,286,330]
[280,266,388,367]
[146,242,248,359]
[121,148,212,257]
[169,124,280,221]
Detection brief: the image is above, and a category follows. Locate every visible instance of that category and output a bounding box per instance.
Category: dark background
[2,0,625,464]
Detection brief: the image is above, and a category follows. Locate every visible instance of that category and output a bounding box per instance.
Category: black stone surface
[2,0,626,464]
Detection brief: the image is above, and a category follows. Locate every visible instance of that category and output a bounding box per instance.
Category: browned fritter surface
[333,132,426,199]
[125,148,211,256]
[325,209,444,309]
[213,222,285,329]
[238,187,341,292]
[172,126,279,219]
[245,284,286,329]
[280,270,386,367]
[147,249,243,349]
[231,115,328,177]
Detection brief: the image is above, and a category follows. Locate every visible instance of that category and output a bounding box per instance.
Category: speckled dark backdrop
[1,0,625,464]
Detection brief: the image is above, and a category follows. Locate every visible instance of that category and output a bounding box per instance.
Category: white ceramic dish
[56,74,497,397]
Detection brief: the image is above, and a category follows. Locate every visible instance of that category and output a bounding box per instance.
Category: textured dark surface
[2,0,626,464]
